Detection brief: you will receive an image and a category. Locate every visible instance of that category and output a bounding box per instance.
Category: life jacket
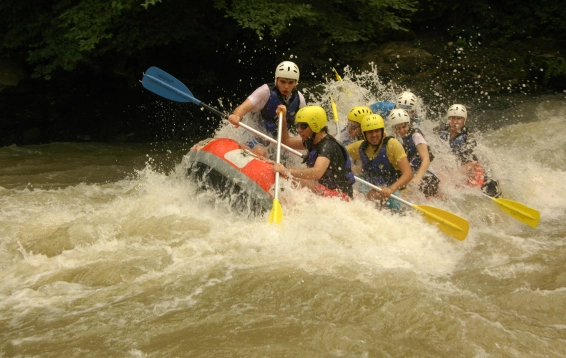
[260,83,300,136]
[359,137,401,187]
[439,126,466,150]
[303,134,355,197]
[401,127,435,172]
[438,125,477,164]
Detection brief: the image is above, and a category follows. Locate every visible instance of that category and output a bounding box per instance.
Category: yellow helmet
[347,106,372,124]
[295,106,327,133]
[361,114,386,139]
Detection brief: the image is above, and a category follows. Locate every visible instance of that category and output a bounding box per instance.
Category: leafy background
[1,0,565,145]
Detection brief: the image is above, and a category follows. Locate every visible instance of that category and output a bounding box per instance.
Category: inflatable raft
[183,137,276,215]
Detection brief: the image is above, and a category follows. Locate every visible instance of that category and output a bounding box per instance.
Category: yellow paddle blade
[330,95,339,122]
[491,197,540,228]
[332,67,343,81]
[268,198,283,224]
[414,205,469,241]
[332,67,352,97]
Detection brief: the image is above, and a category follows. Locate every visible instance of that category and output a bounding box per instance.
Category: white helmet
[275,61,300,82]
[396,91,418,111]
[388,108,411,128]
[447,104,467,119]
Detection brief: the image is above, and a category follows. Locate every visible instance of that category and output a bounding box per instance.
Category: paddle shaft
[200,102,225,118]
[274,113,283,199]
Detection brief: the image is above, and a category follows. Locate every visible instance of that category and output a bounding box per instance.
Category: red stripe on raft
[198,138,276,194]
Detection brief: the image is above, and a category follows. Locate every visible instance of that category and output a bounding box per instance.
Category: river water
[1,80,565,356]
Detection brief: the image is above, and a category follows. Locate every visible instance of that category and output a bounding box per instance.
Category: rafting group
[226,60,502,210]
[141,62,540,239]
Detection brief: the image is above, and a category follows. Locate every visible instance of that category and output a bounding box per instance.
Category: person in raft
[388,108,440,196]
[272,105,355,200]
[228,60,306,158]
[435,104,502,198]
[394,91,422,126]
[346,114,413,210]
[339,106,373,147]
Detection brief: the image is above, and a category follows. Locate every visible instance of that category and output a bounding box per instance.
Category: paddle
[330,95,339,123]
[141,66,469,240]
[330,68,342,122]
[333,67,352,97]
[333,67,344,81]
[142,66,226,118]
[268,112,284,224]
[355,177,469,241]
[330,70,341,138]
[483,194,540,228]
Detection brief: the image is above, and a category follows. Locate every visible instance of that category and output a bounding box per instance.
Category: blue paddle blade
[142,66,200,105]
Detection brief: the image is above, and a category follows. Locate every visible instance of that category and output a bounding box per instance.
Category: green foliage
[544,57,566,84]
[214,0,417,42]
[0,0,144,78]
[0,0,219,78]
[213,0,317,38]
[141,0,162,9]
[0,0,564,81]
[0,0,418,79]
[420,0,566,42]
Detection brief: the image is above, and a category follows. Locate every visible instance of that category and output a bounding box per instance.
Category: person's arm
[228,85,269,127]
[390,157,413,192]
[413,142,431,183]
[369,157,412,199]
[345,141,361,160]
[275,104,304,150]
[228,99,254,127]
[274,156,329,181]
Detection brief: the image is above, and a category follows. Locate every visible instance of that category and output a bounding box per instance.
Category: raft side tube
[183,140,275,216]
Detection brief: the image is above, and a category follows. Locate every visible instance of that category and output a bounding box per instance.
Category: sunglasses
[348,124,360,130]
[296,123,310,130]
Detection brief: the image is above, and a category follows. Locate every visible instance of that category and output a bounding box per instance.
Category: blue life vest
[260,83,300,136]
[359,137,401,187]
[303,134,355,197]
[438,125,477,165]
[400,127,435,172]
